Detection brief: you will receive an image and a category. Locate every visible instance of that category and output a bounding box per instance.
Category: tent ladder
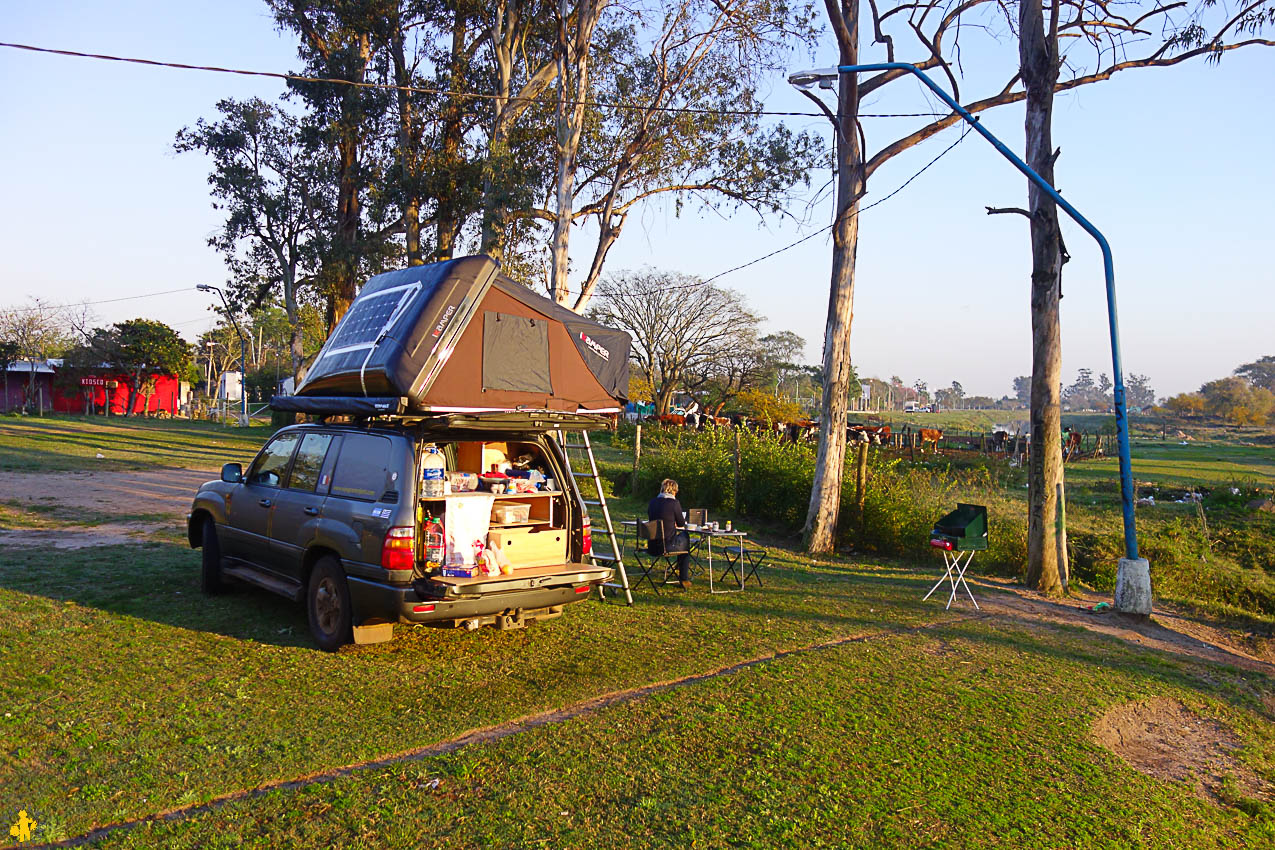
[555,428,633,606]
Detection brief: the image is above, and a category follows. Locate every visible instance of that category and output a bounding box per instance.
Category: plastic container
[447,471,478,492]
[423,515,445,570]
[421,444,446,498]
[492,503,532,524]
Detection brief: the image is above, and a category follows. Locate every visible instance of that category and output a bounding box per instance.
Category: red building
[2,360,186,416]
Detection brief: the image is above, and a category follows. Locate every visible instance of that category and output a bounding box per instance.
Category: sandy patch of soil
[0,467,216,517]
[0,467,214,548]
[1093,697,1273,804]
[0,523,168,549]
[970,577,1275,676]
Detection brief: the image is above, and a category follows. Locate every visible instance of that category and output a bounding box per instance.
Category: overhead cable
[3,287,195,312]
[0,41,948,120]
[700,122,973,285]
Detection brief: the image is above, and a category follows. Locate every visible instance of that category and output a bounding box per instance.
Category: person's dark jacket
[646,495,689,555]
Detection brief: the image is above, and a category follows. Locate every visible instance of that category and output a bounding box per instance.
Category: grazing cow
[848,423,890,445]
[918,427,943,453]
[990,430,1010,453]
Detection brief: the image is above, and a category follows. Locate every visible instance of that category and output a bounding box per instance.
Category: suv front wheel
[200,517,226,594]
[307,556,353,651]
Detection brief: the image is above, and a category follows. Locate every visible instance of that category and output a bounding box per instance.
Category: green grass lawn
[1065,440,1275,490]
[2,417,1274,847]
[0,415,269,472]
[3,540,1274,848]
[91,621,1275,849]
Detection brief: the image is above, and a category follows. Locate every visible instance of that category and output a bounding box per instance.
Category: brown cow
[918,428,943,453]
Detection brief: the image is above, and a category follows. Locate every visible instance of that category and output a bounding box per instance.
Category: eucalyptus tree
[270,0,397,328]
[547,0,823,313]
[802,0,1275,576]
[1011,0,1273,591]
[176,98,328,383]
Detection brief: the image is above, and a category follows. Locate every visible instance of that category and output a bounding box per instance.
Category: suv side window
[330,434,393,502]
[247,432,301,487]
[289,433,336,493]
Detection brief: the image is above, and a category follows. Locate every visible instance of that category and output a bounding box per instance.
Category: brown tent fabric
[286,255,629,414]
[428,284,618,412]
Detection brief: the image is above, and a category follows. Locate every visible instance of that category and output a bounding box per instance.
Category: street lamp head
[787,67,839,90]
[196,284,213,292]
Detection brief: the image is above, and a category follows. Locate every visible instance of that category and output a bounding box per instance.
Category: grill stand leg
[923,549,979,611]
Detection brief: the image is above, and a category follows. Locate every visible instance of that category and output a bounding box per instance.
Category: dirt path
[971,576,1275,675]
[0,467,215,547]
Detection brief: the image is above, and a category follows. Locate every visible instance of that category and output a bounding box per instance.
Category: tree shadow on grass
[0,539,313,648]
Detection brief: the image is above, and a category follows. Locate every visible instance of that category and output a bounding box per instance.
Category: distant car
[188,412,609,650]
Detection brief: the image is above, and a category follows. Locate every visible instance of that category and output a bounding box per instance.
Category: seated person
[647,478,692,589]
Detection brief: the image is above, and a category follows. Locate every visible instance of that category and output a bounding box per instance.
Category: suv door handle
[303,506,319,516]
[259,498,273,508]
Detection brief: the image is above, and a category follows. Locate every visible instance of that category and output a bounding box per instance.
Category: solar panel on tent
[321,282,423,360]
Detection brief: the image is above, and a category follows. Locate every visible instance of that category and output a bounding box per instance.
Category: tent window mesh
[482,311,551,393]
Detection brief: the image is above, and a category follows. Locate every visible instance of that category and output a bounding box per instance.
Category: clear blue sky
[2,1,1271,399]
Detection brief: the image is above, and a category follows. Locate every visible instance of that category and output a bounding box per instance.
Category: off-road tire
[307,556,353,652]
[200,516,226,594]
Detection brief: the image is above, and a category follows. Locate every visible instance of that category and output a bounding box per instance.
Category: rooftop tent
[282,255,630,414]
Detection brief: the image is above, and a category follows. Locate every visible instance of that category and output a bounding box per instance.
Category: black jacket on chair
[647,495,689,555]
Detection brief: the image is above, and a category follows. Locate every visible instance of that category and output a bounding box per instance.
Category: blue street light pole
[197,284,249,427]
[791,62,1139,562]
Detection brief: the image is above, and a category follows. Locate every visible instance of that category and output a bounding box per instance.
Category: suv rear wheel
[200,517,225,594]
[307,556,353,651]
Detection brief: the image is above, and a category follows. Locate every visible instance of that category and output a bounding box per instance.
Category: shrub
[628,425,1275,616]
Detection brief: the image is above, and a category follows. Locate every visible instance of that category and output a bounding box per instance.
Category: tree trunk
[434,11,469,262]
[327,33,370,331]
[804,2,862,554]
[551,0,604,306]
[655,377,677,416]
[1021,0,1066,594]
[390,19,423,267]
[282,269,305,386]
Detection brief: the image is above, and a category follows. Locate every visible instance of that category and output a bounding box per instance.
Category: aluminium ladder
[555,428,633,605]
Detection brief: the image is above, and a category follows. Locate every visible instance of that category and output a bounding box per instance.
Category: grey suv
[188,412,610,650]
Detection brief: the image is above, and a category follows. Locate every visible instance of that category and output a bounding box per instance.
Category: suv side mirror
[221,462,243,484]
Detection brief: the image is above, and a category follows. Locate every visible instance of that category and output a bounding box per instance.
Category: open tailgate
[419,563,610,598]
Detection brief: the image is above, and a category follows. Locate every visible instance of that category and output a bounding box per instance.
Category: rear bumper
[346,569,609,626]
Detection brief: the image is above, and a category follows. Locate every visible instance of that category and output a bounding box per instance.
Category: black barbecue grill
[924,503,987,609]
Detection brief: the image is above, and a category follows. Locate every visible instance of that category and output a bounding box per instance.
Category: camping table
[618,522,749,594]
[686,526,746,594]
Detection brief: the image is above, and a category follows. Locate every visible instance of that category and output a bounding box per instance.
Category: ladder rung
[571,471,594,477]
[584,499,605,507]
[562,443,589,450]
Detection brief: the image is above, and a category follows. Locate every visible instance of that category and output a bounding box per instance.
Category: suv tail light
[381,526,415,571]
[582,515,592,556]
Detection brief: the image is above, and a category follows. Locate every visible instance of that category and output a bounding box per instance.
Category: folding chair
[740,546,767,587]
[710,539,765,589]
[631,519,691,594]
